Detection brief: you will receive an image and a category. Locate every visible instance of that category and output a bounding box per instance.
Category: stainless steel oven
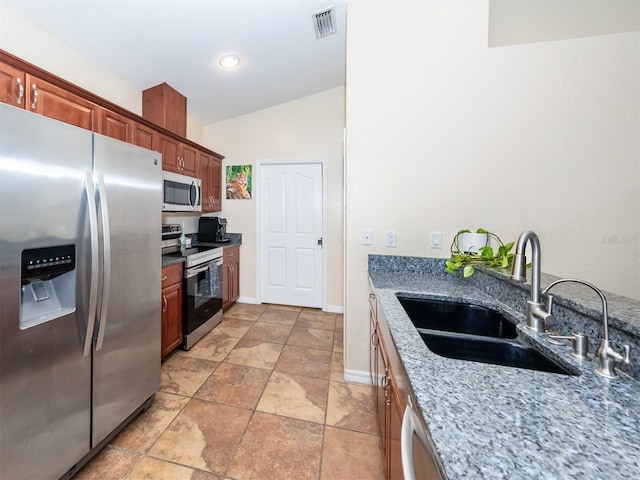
[183,249,223,349]
[162,224,223,350]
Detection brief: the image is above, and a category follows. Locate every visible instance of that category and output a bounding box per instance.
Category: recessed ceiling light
[219,55,240,69]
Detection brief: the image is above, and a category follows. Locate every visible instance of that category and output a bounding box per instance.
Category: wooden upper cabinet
[200,151,222,212]
[0,61,27,108]
[142,83,186,137]
[26,74,100,130]
[159,134,199,176]
[100,108,132,142]
[181,143,197,177]
[0,52,224,175]
[132,120,158,151]
[158,134,181,173]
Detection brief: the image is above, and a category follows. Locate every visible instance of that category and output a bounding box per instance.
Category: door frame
[255,159,328,310]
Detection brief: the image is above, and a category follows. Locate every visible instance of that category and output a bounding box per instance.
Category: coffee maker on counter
[198,217,229,243]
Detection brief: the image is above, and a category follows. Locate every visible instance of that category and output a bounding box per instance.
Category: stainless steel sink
[397,296,517,339]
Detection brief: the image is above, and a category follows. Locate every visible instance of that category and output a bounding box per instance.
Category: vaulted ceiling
[1,0,347,125]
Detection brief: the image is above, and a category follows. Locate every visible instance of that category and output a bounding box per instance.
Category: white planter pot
[457,232,489,254]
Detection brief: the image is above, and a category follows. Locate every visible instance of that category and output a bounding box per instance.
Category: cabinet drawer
[224,245,239,263]
[162,262,182,288]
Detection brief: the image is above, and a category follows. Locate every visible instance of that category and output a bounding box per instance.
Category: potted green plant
[445,228,516,278]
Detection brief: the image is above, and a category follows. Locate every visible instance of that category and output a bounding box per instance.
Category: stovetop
[162,222,224,268]
[162,244,220,257]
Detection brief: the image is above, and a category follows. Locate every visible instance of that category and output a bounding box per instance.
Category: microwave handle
[190,180,200,210]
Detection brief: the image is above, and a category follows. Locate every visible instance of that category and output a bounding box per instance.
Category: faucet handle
[596,341,631,379]
[544,294,554,314]
[622,345,631,364]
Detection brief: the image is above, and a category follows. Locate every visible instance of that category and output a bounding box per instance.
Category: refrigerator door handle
[83,171,99,358]
[95,173,111,351]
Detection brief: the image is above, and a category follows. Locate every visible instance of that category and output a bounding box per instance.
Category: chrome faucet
[542,278,630,379]
[510,231,553,332]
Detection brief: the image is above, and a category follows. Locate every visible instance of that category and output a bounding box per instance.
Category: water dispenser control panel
[22,245,75,284]
[20,245,76,329]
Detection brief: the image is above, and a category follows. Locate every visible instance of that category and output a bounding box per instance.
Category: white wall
[345,0,640,374]
[0,4,203,143]
[489,0,640,47]
[202,87,345,311]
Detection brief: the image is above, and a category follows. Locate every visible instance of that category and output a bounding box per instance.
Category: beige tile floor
[76,304,385,480]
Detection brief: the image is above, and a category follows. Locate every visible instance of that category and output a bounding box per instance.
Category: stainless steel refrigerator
[0,103,162,479]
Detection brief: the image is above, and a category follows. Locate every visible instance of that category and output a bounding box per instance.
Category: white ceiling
[1,0,347,125]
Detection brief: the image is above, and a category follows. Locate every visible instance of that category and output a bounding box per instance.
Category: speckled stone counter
[369,255,640,479]
[162,233,242,267]
[162,256,185,268]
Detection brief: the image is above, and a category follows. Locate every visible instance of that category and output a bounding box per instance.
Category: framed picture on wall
[226,165,252,199]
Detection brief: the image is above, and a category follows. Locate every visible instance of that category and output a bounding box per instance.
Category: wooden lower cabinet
[370,288,407,480]
[161,263,183,359]
[222,245,240,310]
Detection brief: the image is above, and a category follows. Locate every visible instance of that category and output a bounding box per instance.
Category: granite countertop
[161,233,242,268]
[162,256,185,268]
[369,269,640,479]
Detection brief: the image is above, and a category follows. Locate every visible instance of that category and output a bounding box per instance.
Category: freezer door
[91,133,162,445]
[0,104,93,479]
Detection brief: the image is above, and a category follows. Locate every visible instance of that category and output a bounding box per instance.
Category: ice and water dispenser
[20,245,76,330]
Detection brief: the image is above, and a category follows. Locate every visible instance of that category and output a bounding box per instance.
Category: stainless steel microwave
[162,171,201,212]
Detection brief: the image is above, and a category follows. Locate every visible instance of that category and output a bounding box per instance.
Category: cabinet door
[180,143,198,176]
[388,382,404,480]
[369,293,378,386]
[210,157,222,211]
[222,262,232,308]
[200,151,221,212]
[26,74,100,130]
[376,337,389,453]
[161,282,183,359]
[100,108,132,142]
[132,121,157,151]
[200,152,211,210]
[158,134,180,173]
[230,260,240,302]
[0,62,26,108]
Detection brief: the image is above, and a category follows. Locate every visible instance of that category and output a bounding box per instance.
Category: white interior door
[260,162,323,308]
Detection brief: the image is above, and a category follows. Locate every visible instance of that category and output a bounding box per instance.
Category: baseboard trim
[236,298,343,314]
[236,296,258,304]
[326,305,344,314]
[343,369,372,385]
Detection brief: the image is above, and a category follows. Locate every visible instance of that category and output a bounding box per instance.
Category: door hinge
[317,238,323,247]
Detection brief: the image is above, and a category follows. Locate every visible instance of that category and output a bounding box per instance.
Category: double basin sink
[397,295,576,375]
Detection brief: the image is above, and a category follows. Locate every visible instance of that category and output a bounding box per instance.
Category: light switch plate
[430,231,442,249]
[385,231,396,248]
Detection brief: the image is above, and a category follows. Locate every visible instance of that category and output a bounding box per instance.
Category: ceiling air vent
[313,7,337,39]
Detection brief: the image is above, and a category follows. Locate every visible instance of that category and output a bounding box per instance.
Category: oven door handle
[186,260,223,278]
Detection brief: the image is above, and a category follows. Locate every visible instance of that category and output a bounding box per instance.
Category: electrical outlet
[430,231,442,249]
[385,231,396,248]
[362,229,372,245]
